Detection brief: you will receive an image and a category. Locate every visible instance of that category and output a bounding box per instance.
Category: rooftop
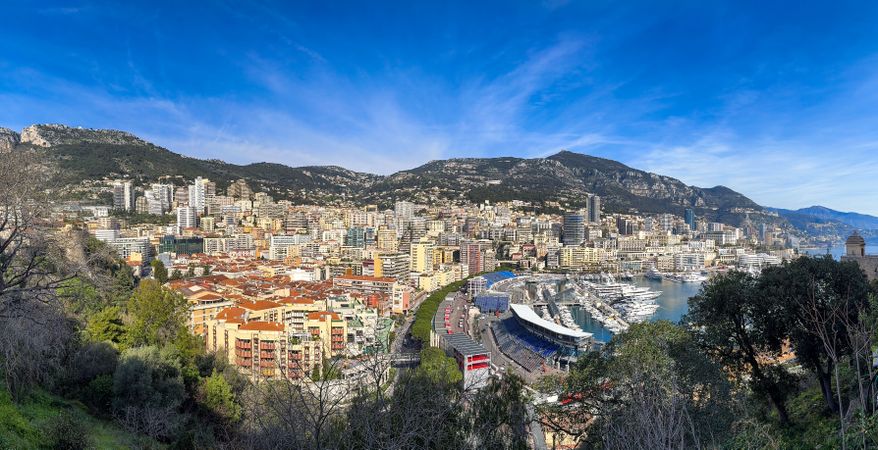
[509,303,592,339]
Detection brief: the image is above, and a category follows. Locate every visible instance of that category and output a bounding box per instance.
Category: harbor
[493,273,703,343]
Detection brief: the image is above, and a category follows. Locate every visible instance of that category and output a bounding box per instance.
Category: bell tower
[845,232,866,257]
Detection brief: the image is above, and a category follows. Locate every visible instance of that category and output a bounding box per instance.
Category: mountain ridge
[8,124,776,224]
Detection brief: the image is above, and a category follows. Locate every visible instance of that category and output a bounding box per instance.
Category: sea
[799,244,878,260]
[572,244,878,342]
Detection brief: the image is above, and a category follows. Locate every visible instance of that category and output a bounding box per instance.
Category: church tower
[845,232,866,257]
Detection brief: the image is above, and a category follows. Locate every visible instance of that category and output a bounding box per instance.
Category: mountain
[12,124,378,204]
[11,124,774,223]
[361,151,767,224]
[0,127,19,151]
[772,206,878,243]
[782,206,878,230]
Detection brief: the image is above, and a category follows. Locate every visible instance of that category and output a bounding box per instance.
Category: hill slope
[13,124,774,224]
[772,206,878,243]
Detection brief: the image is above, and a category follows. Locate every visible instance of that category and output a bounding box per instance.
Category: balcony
[235,358,252,367]
[259,342,276,350]
[234,349,252,358]
[259,351,275,359]
[235,340,252,349]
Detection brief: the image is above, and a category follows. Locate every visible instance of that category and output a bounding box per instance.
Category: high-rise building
[374,253,410,280]
[227,179,253,200]
[460,239,492,275]
[394,201,415,220]
[112,180,135,211]
[409,237,434,273]
[145,183,174,215]
[188,177,215,213]
[659,213,674,232]
[587,195,601,223]
[616,217,634,235]
[176,206,198,231]
[562,213,586,246]
[174,186,189,206]
[344,227,366,248]
[684,208,696,231]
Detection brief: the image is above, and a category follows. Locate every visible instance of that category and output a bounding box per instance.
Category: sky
[2,1,878,214]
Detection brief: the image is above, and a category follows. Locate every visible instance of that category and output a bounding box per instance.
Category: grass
[0,382,159,449]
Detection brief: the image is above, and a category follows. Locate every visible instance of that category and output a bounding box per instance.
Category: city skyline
[3,1,878,214]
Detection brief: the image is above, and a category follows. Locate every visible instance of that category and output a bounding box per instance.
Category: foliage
[465,374,529,450]
[200,370,241,423]
[684,271,795,424]
[86,305,129,347]
[151,259,169,284]
[125,279,188,348]
[411,277,469,344]
[759,256,873,413]
[112,345,185,439]
[416,347,462,385]
[0,380,156,449]
[46,412,92,450]
[540,321,735,449]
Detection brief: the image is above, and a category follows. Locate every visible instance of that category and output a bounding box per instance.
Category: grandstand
[508,303,592,355]
[481,271,516,288]
[491,318,558,372]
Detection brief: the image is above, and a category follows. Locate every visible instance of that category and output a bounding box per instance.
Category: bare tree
[237,355,352,450]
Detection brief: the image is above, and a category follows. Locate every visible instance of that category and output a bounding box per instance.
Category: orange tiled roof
[239,321,285,332]
[238,300,282,311]
[215,307,246,323]
[307,311,341,321]
[334,274,396,283]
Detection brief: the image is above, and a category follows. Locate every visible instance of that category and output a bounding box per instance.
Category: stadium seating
[490,318,558,372]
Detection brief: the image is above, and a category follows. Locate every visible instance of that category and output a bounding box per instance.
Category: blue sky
[3,1,878,214]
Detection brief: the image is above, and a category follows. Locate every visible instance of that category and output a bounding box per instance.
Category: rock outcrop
[0,127,20,151]
[20,124,147,147]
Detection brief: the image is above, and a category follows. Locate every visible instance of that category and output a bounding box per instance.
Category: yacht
[666,272,707,283]
[644,268,664,281]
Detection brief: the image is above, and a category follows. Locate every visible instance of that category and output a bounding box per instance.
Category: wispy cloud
[3,2,878,214]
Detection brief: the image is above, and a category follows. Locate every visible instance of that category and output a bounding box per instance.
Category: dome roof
[846,233,866,246]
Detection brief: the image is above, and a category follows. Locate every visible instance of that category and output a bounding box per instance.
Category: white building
[112,180,135,211]
[176,206,198,231]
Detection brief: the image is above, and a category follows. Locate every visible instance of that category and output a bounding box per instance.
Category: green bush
[46,412,91,450]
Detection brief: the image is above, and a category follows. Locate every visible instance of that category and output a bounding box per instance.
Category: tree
[200,370,241,424]
[85,305,129,347]
[465,374,530,450]
[684,271,794,424]
[170,269,183,281]
[538,321,735,449]
[151,259,169,284]
[113,345,186,439]
[416,347,462,385]
[760,256,872,415]
[126,279,188,347]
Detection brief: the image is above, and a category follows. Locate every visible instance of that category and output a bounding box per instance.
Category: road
[390,290,427,355]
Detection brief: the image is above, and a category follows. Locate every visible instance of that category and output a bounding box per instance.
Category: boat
[666,272,707,283]
[644,268,664,281]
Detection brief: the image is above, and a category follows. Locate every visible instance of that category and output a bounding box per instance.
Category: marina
[493,273,703,343]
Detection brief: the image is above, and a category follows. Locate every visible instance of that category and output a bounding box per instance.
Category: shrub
[45,412,90,450]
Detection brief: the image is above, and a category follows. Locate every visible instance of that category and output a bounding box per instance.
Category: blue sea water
[800,245,878,260]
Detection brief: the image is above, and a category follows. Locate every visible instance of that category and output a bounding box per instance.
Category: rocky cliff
[0,127,20,151]
[20,124,147,147]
